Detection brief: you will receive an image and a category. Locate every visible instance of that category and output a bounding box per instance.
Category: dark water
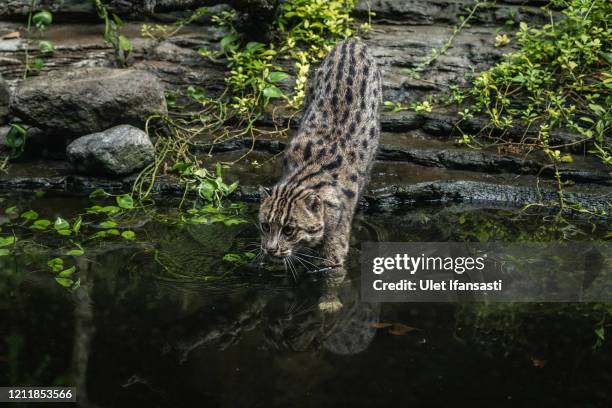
[1,196,611,407]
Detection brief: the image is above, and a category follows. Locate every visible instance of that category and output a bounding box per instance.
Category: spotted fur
[259,38,381,278]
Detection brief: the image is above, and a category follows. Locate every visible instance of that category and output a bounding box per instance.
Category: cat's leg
[318,218,351,313]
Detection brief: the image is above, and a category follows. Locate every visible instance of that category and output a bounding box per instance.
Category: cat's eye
[282,226,294,236]
[261,222,270,233]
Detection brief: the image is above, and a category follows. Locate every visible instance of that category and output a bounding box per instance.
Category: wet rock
[355,0,550,26]
[0,125,9,152]
[0,73,9,125]
[66,125,155,176]
[0,1,94,20]
[10,67,167,137]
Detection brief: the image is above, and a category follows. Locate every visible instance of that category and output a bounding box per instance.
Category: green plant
[134,0,361,209]
[22,1,54,78]
[383,99,433,113]
[3,124,27,158]
[94,0,132,67]
[448,0,611,215]
[276,0,360,106]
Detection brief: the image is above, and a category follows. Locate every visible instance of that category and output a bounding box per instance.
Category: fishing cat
[258,38,381,309]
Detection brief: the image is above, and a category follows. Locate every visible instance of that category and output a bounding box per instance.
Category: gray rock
[66,125,155,176]
[0,1,94,19]
[10,67,167,136]
[0,73,9,125]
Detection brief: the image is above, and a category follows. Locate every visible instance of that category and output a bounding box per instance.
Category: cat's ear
[305,192,322,212]
[258,185,272,199]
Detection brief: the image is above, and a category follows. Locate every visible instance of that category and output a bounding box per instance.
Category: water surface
[1,195,610,407]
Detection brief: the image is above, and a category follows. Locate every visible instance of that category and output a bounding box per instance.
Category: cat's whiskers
[288,257,299,282]
[291,254,314,273]
[294,251,334,264]
[292,254,320,270]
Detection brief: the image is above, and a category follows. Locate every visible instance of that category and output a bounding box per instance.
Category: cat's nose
[264,244,284,258]
[264,244,277,255]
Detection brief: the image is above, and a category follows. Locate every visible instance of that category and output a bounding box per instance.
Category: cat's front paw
[318,295,343,313]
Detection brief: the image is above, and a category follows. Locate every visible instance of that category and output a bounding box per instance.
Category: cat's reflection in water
[263,278,380,355]
[171,278,380,362]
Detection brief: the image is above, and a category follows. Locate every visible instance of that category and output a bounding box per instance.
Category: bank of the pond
[1,1,610,213]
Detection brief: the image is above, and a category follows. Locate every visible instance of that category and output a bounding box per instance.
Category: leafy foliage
[3,124,28,159]
[450,0,611,213]
[276,0,362,106]
[133,0,362,211]
[94,0,132,67]
[455,0,611,162]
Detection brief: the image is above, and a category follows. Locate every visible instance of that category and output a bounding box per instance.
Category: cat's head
[258,185,325,259]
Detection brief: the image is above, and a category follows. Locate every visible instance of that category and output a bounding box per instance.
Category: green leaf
[29,58,44,71]
[89,188,110,198]
[263,86,284,98]
[4,206,18,216]
[5,124,27,153]
[65,248,84,256]
[91,231,108,239]
[30,219,51,230]
[223,253,242,263]
[118,35,132,52]
[47,257,64,272]
[226,181,239,194]
[20,210,39,221]
[88,205,122,215]
[245,41,265,53]
[58,266,76,277]
[0,248,10,256]
[595,327,605,341]
[55,277,74,287]
[106,229,120,236]
[72,216,82,234]
[215,162,222,178]
[116,194,134,209]
[38,40,54,53]
[588,104,605,115]
[54,217,70,230]
[99,220,117,229]
[267,71,289,83]
[187,215,208,224]
[220,34,240,51]
[0,236,16,247]
[32,10,53,27]
[222,218,247,226]
[57,229,72,236]
[121,230,135,240]
[198,180,216,201]
[112,13,123,26]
